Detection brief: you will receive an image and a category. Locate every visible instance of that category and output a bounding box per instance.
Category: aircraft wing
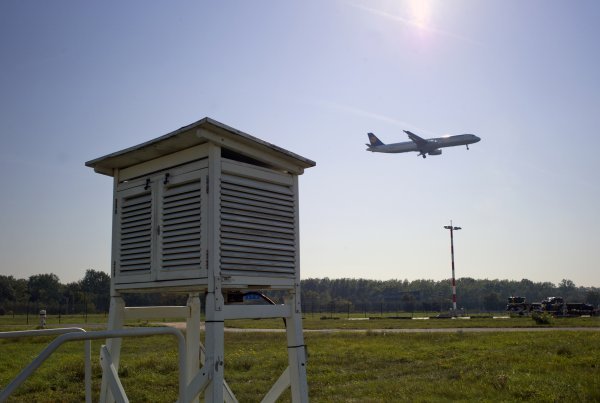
[404,130,428,147]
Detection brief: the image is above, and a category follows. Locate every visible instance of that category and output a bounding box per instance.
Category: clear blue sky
[1,1,599,287]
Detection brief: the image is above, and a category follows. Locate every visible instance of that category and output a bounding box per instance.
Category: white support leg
[285,290,309,403]
[100,294,125,403]
[100,345,129,403]
[84,340,92,403]
[204,289,224,402]
[185,367,212,401]
[223,379,238,403]
[197,339,237,403]
[261,367,290,403]
[204,140,225,402]
[186,293,201,403]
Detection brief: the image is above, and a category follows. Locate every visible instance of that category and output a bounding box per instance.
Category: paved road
[5,322,596,334]
[158,322,600,333]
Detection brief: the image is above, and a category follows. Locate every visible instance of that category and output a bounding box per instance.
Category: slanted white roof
[86,117,316,176]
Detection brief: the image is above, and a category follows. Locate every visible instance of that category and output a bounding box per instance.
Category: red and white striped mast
[444,221,461,312]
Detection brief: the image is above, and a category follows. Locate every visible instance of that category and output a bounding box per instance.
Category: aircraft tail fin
[367,132,384,147]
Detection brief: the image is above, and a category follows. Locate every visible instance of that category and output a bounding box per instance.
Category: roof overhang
[85,117,316,176]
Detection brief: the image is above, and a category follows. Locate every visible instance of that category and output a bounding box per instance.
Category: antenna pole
[450,222,457,311]
[443,221,462,312]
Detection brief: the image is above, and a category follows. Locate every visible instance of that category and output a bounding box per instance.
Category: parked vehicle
[506,296,596,316]
[506,296,529,314]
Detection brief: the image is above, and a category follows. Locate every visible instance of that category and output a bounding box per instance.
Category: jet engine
[428,149,442,156]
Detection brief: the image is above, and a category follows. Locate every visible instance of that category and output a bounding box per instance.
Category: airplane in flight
[366,131,481,158]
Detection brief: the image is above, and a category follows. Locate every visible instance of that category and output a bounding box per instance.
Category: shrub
[556,345,573,357]
[492,373,509,390]
[532,312,553,325]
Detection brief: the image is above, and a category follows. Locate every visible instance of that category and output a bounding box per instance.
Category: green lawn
[1,326,599,402]
[227,314,600,330]
[0,313,109,327]
[2,312,598,331]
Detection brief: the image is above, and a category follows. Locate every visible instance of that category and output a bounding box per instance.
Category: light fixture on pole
[444,221,461,311]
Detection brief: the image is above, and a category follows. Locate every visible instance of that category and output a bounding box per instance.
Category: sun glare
[351,0,477,46]
[351,0,433,32]
[408,0,432,29]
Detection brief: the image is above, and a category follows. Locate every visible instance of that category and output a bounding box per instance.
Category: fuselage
[367,134,480,154]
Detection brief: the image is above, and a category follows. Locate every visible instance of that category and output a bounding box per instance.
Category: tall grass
[1,313,598,330]
[225,314,599,330]
[1,329,599,401]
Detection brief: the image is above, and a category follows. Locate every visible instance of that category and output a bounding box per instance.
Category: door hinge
[114,199,117,215]
[163,173,170,185]
[205,175,209,194]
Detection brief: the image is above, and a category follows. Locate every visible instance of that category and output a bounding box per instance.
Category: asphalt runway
[158,322,600,333]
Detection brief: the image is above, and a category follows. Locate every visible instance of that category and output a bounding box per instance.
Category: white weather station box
[86,117,315,402]
[87,117,315,293]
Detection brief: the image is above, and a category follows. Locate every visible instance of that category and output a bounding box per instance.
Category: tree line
[1,271,599,316]
[0,270,189,316]
[301,277,600,313]
[0,270,111,316]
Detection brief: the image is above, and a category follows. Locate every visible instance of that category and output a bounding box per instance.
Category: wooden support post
[204,289,224,402]
[262,367,290,403]
[285,288,309,403]
[100,346,129,403]
[186,293,201,403]
[204,141,225,402]
[100,294,125,403]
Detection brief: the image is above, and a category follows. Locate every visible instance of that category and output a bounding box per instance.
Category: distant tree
[63,282,82,314]
[0,275,16,303]
[586,290,600,307]
[0,275,17,314]
[28,273,62,307]
[302,290,322,307]
[559,279,575,288]
[80,269,110,294]
[401,294,416,312]
[332,297,352,313]
[558,279,578,300]
[12,278,28,302]
[80,269,110,313]
[483,292,502,311]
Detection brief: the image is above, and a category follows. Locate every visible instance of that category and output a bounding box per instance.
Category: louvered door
[220,168,297,278]
[114,179,155,284]
[114,161,207,285]
[158,168,206,280]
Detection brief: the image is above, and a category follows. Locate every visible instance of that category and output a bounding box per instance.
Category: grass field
[1,319,599,401]
[226,314,600,330]
[2,312,599,330]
